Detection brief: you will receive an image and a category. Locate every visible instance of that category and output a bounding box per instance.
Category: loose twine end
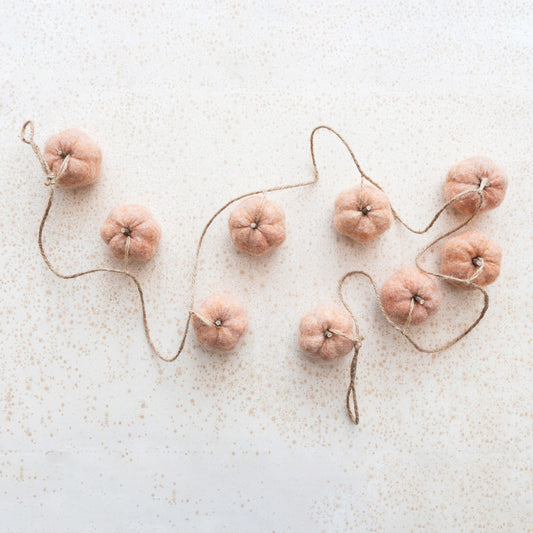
[21,120,35,145]
[346,340,362,425]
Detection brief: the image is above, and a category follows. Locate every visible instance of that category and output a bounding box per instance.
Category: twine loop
[21,120,35,145]
[21,120,72,187]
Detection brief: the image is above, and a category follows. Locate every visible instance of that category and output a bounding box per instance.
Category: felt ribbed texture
[100,204,161,261]
[44,129,102,188]
[192,294,248,351]
[445,156,507,215]
[381,267,442,326]
[228,195,286,255]
[298,305,355,361]
[441,230,502,288]
[334,185,392,242]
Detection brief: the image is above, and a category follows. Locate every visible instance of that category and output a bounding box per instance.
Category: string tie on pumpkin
[123,235,131,274]
[467,257,485,283]
[190,310,218,328]
[250,192,267,229]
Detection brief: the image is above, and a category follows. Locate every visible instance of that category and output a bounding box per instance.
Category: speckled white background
[1,1,532,531]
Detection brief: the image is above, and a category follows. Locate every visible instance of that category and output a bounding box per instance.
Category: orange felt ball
[228,196,286,255]
[445,156,508,216]
[44,129,102,188]
[192,294,248,351]
[298,305,355,361]
[334,185,392,242]
[440,230,502,288]
[381,268,442,326]
[100,204,161,261]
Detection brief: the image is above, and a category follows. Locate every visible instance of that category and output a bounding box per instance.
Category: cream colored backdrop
[1,1,532,531]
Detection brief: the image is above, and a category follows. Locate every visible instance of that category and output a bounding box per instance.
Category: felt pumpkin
[298,305,355,361]
[228,196,286,255]
[334,185,392,242]
[44,129,102,188]
[381,267,442,326]
[440,230,502,288]
[100,204,161,261]
[445,156,507,216]
[192,294,248,351]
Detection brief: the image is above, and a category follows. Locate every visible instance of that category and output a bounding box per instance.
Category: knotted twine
[22,121,318,363]
[310,125,490,424]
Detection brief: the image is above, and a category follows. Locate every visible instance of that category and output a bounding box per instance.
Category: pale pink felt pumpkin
[192,294,248,351]
[298,305,355,361]
[100,204,161,261]
[440,230,502,288]
[44,129,102,188]
[228,196,286,255]
[445,156,508,216]
[334,185,392,243]
[381,268,442,326]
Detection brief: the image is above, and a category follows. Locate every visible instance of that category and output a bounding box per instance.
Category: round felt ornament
[44,129,102,188]
[445,156,507,216]
[298,305,355,361]
[100,204,161,261]
[440,230,502,288]
[228,195,286,255]
[381,267,442,326]
[334,185,392,242]
[192,294,248,351]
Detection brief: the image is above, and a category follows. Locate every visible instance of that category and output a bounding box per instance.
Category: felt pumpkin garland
[22,120,506,428]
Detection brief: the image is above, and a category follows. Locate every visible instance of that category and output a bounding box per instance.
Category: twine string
[190,311,217,328]
[24,121,318,363]
[123,235,131,274]
[402,297,416,335]
[346,341,362,425]
[254,193,267,226]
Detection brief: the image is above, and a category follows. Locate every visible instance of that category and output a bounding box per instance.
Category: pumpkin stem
[472,256,484,267]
